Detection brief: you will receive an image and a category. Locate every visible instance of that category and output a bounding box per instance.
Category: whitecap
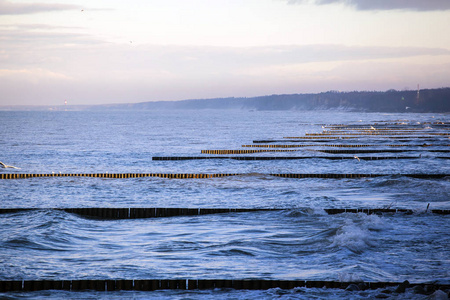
[338,272,362,282]
[331,225,374,254]
[330,215,386,254]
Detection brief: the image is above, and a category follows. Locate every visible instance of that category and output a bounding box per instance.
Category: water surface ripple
[1,110,449,299]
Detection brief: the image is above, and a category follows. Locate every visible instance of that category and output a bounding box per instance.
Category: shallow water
[1,110,449,298]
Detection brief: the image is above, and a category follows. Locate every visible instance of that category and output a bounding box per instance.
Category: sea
[0,109,449,299]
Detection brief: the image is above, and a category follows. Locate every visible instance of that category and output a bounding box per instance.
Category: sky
[1,0,450,106]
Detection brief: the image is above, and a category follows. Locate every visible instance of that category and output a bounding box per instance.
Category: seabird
[353,155,360,162]
[0,161,20,169]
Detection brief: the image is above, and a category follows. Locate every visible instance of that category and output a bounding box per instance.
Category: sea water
[0,110,449,299]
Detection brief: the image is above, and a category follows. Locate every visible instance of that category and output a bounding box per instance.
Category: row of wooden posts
[1,279,448,292]
[1,208,448,219]
[1,173,448,180]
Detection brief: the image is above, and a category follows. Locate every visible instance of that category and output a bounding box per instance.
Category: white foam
[331,225,374,254]
[363,214,389,231]
[338,272,362,282]
[330,214,386,254]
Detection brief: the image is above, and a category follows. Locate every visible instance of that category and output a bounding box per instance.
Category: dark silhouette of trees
[108,88,450,112]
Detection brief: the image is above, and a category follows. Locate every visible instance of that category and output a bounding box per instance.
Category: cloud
[2,32,450,79]
[0,24,107,51]
[0,23,84,30]
[1,23,450,105]
[287,0,450,11]
[0,0,82,15]
[0,68,71,80]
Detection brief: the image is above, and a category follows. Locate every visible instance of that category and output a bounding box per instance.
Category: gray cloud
[0,0,82,15]
[287,0,450,11]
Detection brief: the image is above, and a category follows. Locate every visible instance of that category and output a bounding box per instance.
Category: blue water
[1,110,449,299]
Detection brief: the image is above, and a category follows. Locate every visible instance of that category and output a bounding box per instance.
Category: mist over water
[1,110,449,299]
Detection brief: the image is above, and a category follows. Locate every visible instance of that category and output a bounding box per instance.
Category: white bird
[0,161,20,169]
[354,155,360,162]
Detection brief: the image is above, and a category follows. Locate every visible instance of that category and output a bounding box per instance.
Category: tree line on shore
[3,88,449,112]
[125,87,450,112]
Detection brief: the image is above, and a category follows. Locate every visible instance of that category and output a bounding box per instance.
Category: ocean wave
[330,214,387,254]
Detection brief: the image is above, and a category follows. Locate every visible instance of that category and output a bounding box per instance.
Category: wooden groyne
[1,207,448,218]
[201,149,450,154]
[0,279,448,292]
[1,173,448,180]
[0,173,240,179]
[152,156,423,161]
[242,144,449,148]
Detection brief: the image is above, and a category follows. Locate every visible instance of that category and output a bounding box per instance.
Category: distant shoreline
[1,87,449,112]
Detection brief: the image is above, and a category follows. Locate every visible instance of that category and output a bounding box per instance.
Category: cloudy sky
[1,0,450,106]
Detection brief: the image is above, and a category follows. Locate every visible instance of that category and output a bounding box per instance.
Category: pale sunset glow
[1,0,449,105]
